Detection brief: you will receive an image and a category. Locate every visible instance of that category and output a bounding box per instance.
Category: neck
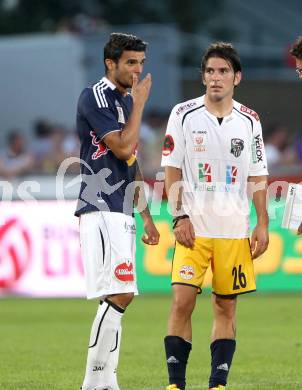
[204,95,233,117]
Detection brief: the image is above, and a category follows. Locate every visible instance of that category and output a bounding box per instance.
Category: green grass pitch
[0,294,302,390]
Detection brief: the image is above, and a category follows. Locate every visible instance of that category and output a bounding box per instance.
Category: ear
[234,71,242,86]
[201,73,206,86]
[105,58,116,72]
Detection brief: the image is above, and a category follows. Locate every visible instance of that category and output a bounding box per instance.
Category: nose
[134,63,143,75]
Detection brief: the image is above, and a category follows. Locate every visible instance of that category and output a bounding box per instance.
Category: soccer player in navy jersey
[75,33,159,390]
[290,36,302,235]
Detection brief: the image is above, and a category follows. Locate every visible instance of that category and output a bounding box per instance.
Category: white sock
[82,301,124,390]
[102,326,122,390]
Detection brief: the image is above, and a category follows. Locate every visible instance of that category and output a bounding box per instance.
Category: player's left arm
[248,175,269,259]
[298,222,302,235]
[134,164,160,245]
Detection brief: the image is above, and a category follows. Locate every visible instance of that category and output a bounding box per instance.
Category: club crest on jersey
[180,265,194,280]
[114,260,134,282]
[230,138,244,157]
[90,131,109,160]
[193,130,206,152]
[162,135,174,156]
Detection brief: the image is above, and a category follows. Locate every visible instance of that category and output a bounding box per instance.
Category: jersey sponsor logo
[114,260,134,282]
[0,218,32,288]
[230,138,244,157]
[124,221,136,234]
[252,134,263,162]
[226,165,237,185]
[198,163,212,182]
[90,131,109,160]
[176,101,197,115]
[162,135,175,156]
[179,265,194,280]
[115,100,126,124]
[193,130,206,152]
[240,105,259,121]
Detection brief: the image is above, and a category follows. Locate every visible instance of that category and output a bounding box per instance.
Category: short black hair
[201,42,242,74]
[103,32,147,72]
[290,36,302,59]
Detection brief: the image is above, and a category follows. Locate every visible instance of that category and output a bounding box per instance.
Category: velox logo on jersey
[90,131,109,160]
[115,100,125,124]
[162,135,174,156]
[240,105,259,121]
[252,134,263,163]
[230,138,244,157]
[193,130,206,152]
[226,165,237,185]
[179,265,194,280]
[115,260,134,282]
[198,163,212,182]
[176,101,197,115]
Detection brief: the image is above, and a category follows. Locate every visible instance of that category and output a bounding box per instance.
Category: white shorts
[79,211,138,300]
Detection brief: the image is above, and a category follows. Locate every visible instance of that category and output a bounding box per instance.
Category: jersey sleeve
[79,89,121,140]
[161,106,185,168]
[248,119,269,176]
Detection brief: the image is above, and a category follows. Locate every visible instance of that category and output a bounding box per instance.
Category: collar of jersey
[100,76,116,90]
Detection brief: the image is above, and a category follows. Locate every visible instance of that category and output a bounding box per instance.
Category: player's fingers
[250,235,256,253]
[184,228,194,248]
[132,73,138,88]
[175,229,189,248]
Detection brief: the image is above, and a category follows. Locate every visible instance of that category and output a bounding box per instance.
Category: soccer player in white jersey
[290,36,302,235]
[161,42,269,390]
[75,33,159,390]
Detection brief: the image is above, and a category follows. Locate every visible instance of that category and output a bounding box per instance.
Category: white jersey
[161,95,268,238]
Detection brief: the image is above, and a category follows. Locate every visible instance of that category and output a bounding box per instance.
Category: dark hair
[104,32,147,72]
[201,42,242,74]
[290,36,302,59]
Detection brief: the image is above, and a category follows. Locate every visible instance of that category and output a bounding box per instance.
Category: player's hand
[174,217,195,249]
[142,218,160,245]
[298,222,302,235]
[131,73,152,106]
[250,223,269,259]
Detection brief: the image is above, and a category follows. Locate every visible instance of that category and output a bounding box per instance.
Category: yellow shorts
[172,237,256,296]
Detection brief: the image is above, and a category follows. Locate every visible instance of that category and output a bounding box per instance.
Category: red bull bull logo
[179,265,194,280]
[90,131,109,160]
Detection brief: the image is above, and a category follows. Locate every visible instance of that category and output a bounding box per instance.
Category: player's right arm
[165,166,195,248]
[161,103,195,248]
[103,73,151,160]
[298,222,302,235]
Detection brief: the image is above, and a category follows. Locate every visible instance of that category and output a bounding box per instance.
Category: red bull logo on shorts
[179,265,194,280]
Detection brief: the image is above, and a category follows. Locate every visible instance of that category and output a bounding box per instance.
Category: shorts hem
[87,289,139,300]
[212,289,256,298]
[171,282,202,293]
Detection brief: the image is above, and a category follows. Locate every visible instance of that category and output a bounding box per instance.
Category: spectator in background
[139,110,168,177]
[0,131,34,178]
[290,36,302,80]
[264,123,296,168]
[290,36,302,235]
[31,119,53,171]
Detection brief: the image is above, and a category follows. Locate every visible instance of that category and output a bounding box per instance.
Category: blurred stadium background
[0,1,302,389]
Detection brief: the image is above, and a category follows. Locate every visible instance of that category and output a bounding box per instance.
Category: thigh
[212,238,256,297]
[79,211,138,300]
[172,237,213,292]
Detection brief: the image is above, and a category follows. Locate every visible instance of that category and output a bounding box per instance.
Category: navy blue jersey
[75,77,138,217]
